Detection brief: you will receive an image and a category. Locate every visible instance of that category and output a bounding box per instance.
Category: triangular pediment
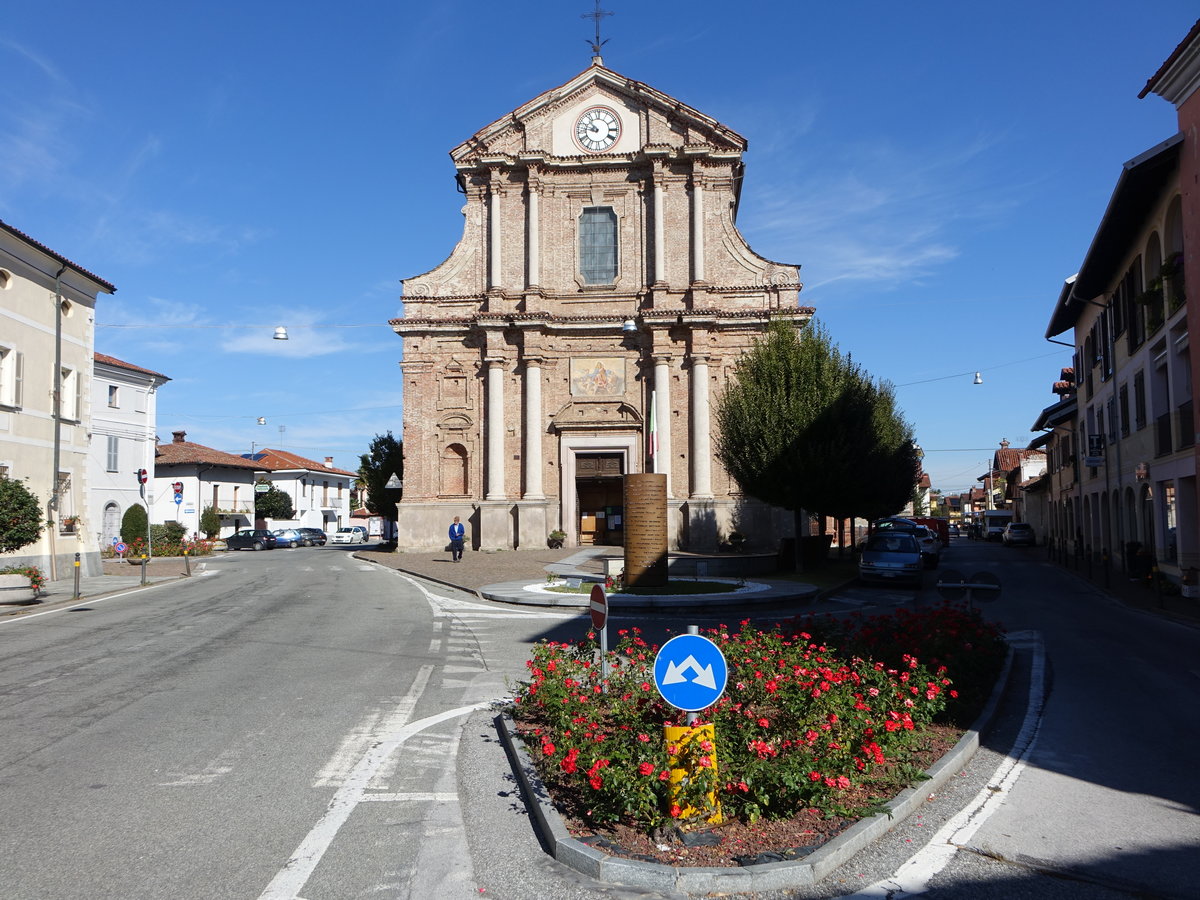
[450,63,746,165]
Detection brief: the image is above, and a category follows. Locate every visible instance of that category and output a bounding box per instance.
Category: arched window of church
[441,443,468,496]
[579,207,618,284]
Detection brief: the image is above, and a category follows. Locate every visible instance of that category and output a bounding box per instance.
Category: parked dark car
[272,528,305,548]
[226,529,277,551]
[859,532,923,584]
[298,527,327,546]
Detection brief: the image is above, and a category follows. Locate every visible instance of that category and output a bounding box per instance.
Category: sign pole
[589,584,609,692]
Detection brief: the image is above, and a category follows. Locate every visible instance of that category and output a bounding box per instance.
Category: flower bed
[508,604,1005,865]
[101,538,215,559]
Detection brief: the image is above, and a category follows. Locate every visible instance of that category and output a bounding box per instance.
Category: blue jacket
[449,522,465,542]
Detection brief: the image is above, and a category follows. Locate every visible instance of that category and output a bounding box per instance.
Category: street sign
[254,483,270,493]
[968,570,1001,601]
[174,495,183,505]
[111,536,119,545]
[935,568,968,602]
[1088,434,1105,456]
[589,584,607,629]
[384,474,403,490]
[653,633,728,712]
[115,542,128,554]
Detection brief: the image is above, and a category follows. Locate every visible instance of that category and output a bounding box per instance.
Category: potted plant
[547,529,566,549]
[0,564,45,603]
[61,515,79,533]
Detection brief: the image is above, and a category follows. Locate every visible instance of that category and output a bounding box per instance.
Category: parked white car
[330,526,369,544]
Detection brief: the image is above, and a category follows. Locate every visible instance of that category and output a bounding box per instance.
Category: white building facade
[249,448,356,534]
[88,353,170,549]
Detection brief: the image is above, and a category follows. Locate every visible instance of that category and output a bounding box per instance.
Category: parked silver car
[1002,522,1036,547]
[859,533,923,584]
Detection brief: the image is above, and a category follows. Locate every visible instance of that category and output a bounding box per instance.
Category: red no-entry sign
[589,583,608,629]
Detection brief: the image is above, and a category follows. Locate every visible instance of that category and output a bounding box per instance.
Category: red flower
[638,762,654,776]
[541,741,556,756]
[589,776,603,790]
[757,717,770,728]
[669,803,683,818]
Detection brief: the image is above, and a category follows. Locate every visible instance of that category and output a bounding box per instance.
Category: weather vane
[582,0,613,58]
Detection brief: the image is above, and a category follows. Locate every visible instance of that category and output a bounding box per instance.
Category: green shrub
[200,506,221,539]
[120,503,148,544]
[0,476,43,554]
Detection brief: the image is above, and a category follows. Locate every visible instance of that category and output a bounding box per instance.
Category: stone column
[526,180,540,289]
[488,177,503,291]
[653,356,673,497]
[485,358,506,500]
[691,173,705,283]
[690,354,713,499]
[523,357,544,499]
[653,174,666,286]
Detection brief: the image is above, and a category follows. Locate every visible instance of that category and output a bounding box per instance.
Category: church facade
[391,60,811,551]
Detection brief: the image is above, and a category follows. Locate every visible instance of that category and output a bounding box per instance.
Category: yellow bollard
[664,723,722,824]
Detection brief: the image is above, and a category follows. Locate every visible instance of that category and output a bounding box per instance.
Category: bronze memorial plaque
[623,473,667,588]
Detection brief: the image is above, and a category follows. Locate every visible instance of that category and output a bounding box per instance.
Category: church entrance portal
[576,453,624,545]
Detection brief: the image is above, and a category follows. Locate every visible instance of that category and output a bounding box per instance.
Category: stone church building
[391,59,811,551]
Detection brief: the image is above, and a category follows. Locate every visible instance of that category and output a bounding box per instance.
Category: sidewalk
[1047,548,1200,625]
[356,544,829,609]
[0,556,197,618]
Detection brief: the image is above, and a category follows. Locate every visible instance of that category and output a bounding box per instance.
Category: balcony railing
[1179,400,1195,449]
[216,503,255,515]
[1154,412,1173,457]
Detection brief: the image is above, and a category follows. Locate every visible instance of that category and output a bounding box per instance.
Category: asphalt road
[0,548,487,898]
[1,539,1196,899]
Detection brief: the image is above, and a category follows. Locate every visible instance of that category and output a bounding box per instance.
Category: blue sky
[2,2,1196,494]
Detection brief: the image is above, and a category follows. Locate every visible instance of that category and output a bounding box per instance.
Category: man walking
[448,516,465,562]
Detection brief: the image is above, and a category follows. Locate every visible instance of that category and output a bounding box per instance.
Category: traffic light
[136,468,148,485]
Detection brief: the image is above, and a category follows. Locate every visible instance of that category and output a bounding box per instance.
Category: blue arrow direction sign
[653,633,728,712]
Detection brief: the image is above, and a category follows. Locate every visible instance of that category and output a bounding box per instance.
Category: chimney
[173,430,187,444]
[999,439,1010,449]
[325,457,334,468]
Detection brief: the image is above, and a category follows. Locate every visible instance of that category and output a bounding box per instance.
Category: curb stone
[497,643,1017,894]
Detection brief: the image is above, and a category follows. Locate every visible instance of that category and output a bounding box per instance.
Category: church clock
[574,106,621,152]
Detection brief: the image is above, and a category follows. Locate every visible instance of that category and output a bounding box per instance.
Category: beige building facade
[1,220,115,578]
[392,61,811,551]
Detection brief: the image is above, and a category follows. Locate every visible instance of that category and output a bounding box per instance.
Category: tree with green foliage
[714,319,920,561]
[121,502,148,544]
[0,476,43,554]
[254,483,295,520]
[359,432,404,523]
[200,505,221,538]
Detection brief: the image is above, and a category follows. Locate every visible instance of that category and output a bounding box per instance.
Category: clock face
[574,106,621,152]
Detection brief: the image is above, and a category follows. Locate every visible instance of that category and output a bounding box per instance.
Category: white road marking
[846,632,1046,898]
[258,700,490,900]
[358,792,459,803]
[389,570,578,619]
[0,584,169,626]
[312,667,433,788]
